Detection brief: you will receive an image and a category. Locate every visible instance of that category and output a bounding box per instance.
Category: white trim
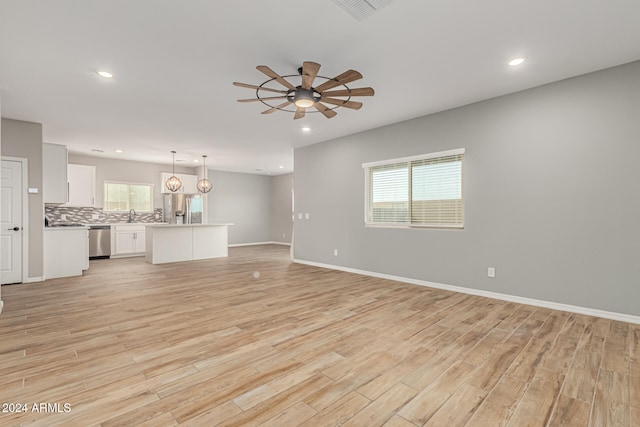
[293,259,640,325]
[229,241,291,247]
[24,276,43,283]
[0,300,4,314]
[2,156,29,284]
[362,148,465,169]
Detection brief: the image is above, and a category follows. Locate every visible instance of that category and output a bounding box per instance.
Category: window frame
[103,180,155,213]
[363,148,465,229]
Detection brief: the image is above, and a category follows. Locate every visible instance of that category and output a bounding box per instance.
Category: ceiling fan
[233,61,375,119]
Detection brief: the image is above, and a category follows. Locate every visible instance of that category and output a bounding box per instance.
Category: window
[363,148,464,228]
[104,182,154,212]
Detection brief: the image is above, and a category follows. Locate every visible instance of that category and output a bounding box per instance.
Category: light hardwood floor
[0,245,638,426]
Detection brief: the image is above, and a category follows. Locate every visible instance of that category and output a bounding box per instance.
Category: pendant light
[197,155,213,193]
[165,151,183,192]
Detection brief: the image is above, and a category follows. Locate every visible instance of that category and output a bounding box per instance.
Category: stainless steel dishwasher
[89,225,111,259]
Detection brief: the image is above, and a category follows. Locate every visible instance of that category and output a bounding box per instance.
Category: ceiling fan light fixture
[235,62,374,119]
[292,88,316,108]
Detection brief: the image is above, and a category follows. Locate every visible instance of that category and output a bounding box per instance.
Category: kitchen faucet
[128,209,136,223]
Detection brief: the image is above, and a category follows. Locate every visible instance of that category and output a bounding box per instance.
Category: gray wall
[207,170,273,245]
[68,153,197,210]
[0,96,2,307]
[270,173,293,243]
[1,118,44,280]
[294,60,640,317]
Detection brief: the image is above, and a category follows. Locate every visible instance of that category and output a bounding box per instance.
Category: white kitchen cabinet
[44,227,89,279]
[67,164,96,206]
[160,172,198,194]
[113,225,146,257]
[43,143,68,204]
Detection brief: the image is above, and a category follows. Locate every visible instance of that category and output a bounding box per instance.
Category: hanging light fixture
[197,155,213,193]
[165,151,183,192]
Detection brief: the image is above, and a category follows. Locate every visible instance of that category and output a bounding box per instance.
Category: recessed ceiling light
[193,159,200,163]
[279,165,284,169]
[114,149,123,153]
[302,127,311,132]
[97,70,114,78]
[508,58,525,66]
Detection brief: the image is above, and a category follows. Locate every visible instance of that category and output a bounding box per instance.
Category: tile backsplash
[45,206,164,225]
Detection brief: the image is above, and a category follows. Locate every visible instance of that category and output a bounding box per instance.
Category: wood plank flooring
[0,244,637,426]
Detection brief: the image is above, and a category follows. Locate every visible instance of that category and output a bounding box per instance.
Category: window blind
[364,149,464,228]
[369,162,408,224]
[410,153,463,227]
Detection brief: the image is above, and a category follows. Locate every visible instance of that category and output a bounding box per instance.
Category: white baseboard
[0,300,4,314]
[229,241,291,247]
[24,276,44,283]
[293,259,640,325]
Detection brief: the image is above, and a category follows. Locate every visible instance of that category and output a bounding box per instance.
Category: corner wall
[270,173,293,244]
[293,60,640,317]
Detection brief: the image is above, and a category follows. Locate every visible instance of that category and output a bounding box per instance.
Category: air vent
[331,0,394,21]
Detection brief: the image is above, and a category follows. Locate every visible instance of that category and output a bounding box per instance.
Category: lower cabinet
[113,225,146,257]
[44,227,89,279]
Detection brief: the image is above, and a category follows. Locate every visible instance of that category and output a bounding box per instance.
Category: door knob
[8,227,20,231]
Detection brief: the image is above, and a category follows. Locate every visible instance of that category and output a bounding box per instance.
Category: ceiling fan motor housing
[289,87,320,108]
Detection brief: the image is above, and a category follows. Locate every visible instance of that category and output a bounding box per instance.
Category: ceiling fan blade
[237,96,288,103]
[320,97,363,110]
[294,107,305,120]
[321,87,375,97]
[256,65,296,90]
[314,102,338,119]
[233,82,288,95]
[301,61,321,90]
[261,101,293,114]
[315,69,363,93]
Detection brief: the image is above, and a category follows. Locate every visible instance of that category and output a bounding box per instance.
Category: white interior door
[1,160,23,284]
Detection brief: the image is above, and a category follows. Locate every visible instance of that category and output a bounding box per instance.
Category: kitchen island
[145,223,233,264]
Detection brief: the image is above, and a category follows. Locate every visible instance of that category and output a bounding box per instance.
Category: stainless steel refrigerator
[163,194,203,224]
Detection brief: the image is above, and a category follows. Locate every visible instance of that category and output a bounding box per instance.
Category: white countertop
[45,226,88,231]
[145,223,233,228]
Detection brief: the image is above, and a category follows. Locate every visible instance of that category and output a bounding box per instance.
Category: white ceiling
[1,0,639,175]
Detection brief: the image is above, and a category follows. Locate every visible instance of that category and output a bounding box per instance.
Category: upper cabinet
[67,164,96,207]
[160,172,198,194]
[43,143,68,204]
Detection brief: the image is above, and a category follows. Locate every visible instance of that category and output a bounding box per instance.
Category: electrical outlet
[298,213,303,220]
[91,214,99,220]
[305,213,310,220]
[334,249,338,256]
[61,214,67,220]
[488,267,496,278]
[282,233,285,238]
